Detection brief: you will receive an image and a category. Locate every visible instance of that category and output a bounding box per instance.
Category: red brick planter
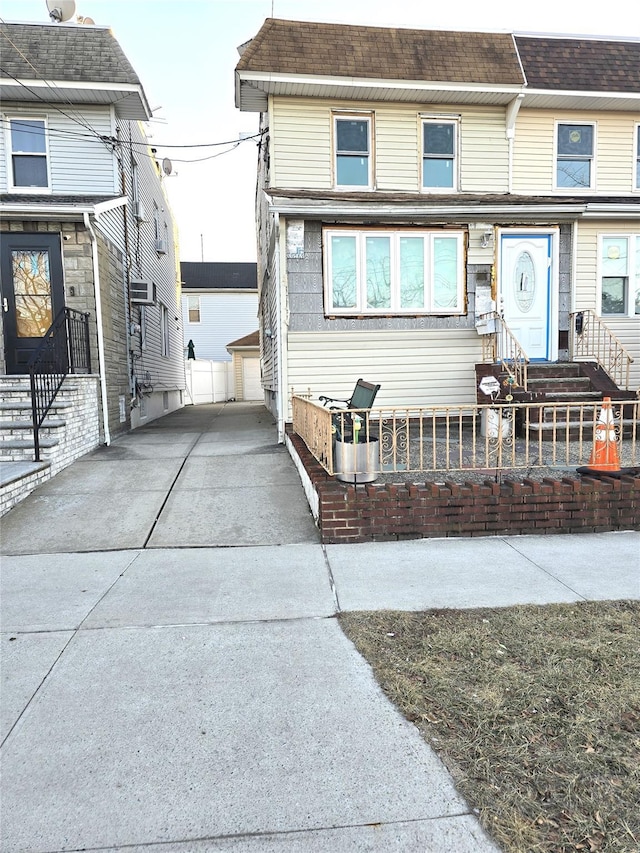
[286,426,640,544]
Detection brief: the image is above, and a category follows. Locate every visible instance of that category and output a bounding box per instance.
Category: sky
[1,0,638,263]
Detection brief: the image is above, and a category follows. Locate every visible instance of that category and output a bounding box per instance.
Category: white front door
[499,233,555,361]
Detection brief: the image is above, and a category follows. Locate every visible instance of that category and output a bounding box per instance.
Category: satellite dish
[78,15,95,24]
[162,158,173,176]
[46,0,76,21]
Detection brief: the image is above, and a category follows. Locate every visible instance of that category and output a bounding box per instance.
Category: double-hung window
[160,302,170,356]
[324,228,465,315]
[9,118,49,190]
[422,120,457,191]
[334,114,372,188]
[635,126,640,191]
[187,296,200,323]
[600,235,640,317]
[556,123,595,190]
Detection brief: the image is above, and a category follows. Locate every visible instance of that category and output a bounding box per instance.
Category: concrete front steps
[0,375,101,516]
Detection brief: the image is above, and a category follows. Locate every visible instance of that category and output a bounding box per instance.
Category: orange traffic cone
[586,397,620,472]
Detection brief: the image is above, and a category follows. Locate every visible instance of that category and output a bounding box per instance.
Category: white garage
[227,331,262,401]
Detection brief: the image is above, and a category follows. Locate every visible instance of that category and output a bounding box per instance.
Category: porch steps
[0,377,80,515]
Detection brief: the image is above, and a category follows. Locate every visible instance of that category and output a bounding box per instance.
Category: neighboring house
[181,262,258,361]
[0,19,185,455]
[181,261,259,404]
[235,19,640,441]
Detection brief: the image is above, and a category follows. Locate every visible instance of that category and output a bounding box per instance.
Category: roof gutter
[267,201,590,219]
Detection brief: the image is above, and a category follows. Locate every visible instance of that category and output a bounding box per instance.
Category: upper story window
[600,235,640,317]
[334,114,372,188]
[556,123,595,190]
[324,228,465,316]
[9,118,49,191]
[635,126,640,190]
[160,302,170,356]
[187,296,200,323]
[422,120,458,191]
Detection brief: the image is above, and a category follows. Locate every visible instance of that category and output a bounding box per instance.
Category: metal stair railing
[479,311,529,391]
[570,309,634,391]
[28,308,92,461]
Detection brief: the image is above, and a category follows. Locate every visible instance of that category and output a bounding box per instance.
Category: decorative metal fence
[292,395,639,477]
[28,308,92,461]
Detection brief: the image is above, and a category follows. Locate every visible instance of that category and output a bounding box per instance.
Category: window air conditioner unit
[155,237,167,254]
[133,201,146,221]
[131,279,155,305]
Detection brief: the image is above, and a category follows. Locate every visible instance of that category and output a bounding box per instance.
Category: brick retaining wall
[286,427,640,544]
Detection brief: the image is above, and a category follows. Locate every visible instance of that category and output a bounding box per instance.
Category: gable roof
[515,36,640,93]
[0,22,150,119]
[227,331,260,349]
[180,262,258,291]
[236,20,640,112]
[237,19,523,86]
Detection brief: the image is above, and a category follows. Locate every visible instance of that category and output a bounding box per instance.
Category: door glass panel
[365,236,391,309]
[11,249,53,337]
[513,251,536,313]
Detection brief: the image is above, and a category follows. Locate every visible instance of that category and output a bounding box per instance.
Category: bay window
[324,228,465,315]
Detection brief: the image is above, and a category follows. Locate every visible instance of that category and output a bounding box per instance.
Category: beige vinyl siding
[376,107,419,190]
[512,110,555,192]
[459,108,509,193]
[271,99,332,188]
[575,219,640,390]
[287,329,483,409]
[513,110,639,194]
[271,98,509,193]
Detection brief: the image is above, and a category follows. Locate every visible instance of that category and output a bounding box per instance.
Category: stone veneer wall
[286,426,640,544]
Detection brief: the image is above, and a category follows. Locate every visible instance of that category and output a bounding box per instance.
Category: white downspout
[505,93,525,194]
[83,212,111,446]
[273,211,286,443]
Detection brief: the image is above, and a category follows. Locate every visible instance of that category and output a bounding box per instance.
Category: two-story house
[235,19,639,441]
[0,20,185,456]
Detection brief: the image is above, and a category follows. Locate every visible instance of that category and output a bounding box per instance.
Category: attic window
[9,118,49,191]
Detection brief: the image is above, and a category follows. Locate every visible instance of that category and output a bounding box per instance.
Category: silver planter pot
[334,437,380,483]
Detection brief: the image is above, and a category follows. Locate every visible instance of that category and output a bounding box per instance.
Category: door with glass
[1,233,65,374]
[499,233,555,361]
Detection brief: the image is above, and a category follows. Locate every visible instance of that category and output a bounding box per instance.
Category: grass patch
[339,601,640,853]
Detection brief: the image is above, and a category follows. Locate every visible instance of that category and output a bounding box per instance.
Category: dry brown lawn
[339,601,640,853]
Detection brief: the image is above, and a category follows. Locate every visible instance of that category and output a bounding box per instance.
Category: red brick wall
[287,427,640,544]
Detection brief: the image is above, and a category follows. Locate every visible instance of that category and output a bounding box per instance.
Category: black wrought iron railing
[28,308,92,461]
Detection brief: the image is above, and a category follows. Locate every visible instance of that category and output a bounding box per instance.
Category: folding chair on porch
[319,378,380,442]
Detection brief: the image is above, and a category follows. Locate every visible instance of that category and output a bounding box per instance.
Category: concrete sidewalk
[1,402,638,853]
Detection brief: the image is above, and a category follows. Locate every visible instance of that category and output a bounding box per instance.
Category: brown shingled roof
[237,18,524,86]
[515,36,640,93]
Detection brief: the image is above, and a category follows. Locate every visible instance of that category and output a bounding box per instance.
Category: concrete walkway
[1,402,638,853]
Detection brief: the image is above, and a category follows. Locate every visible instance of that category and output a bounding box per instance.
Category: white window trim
[634,124,640,192]
[554,120,596,192]
[160,302,170,357]
[597,233,639,318]
[6,115,51,193]
[332,112,373,190]
[323,227,465,316]
[421,117,459,193]
[187,295,201,323]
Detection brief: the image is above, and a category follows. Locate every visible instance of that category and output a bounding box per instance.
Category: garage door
[242,357,262,400]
